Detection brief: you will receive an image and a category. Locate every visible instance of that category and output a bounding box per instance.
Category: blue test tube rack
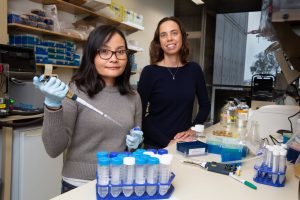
[253,164,286,187]
[96,172,175,200]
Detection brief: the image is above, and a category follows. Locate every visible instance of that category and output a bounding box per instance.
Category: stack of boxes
[8,9,54,31]
[9,34,81,66]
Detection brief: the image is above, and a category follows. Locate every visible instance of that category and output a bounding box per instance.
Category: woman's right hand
[33,75,69,108]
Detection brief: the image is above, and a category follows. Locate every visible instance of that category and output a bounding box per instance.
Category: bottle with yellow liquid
[220,97,237,127]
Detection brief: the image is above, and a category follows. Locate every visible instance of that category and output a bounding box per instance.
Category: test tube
[159,154,173,196]
[134,156,147,196]
[110,157,123,197]
[272,149,279,184]
[122,157,135,197]
[278,149,287,184]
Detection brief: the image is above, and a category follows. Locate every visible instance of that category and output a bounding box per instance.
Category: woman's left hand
[174,129,196,140]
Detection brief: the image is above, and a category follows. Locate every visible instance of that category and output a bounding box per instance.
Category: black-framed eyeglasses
[97,49,129,60]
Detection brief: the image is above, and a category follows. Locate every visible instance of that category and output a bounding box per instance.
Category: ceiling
[175,0,262,16]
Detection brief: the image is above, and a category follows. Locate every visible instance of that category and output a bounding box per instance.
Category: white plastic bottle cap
[159,154,173,165]
[123,157,135,165]
[280,144,287,149]
[280,149,287,156]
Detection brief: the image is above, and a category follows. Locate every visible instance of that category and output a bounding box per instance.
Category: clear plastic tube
[278,149,287,184]
[97,157,110,198]
[272,150,279,183]
[110,157,122,197]
[159,154,173,196]
[122,157,135,197]
[146,157,159,196]
[134,157,146,196]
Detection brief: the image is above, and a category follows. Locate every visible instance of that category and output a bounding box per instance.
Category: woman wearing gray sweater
[33,25,143,193]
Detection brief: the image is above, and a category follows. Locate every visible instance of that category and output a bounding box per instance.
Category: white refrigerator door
[12,126,63,200]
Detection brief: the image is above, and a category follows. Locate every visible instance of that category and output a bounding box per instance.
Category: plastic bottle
[110,157,123,197]
[158,154,173,196]
[236,98,249,128]
[97,157,110,198]
[134,156,147,196]
[146,157,159,196]
[122,157,135,197]
[220,97,237,127]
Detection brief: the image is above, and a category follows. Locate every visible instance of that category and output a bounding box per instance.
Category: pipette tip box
[176,141,207,156]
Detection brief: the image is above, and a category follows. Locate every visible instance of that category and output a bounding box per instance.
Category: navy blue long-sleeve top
[137,61,211,148]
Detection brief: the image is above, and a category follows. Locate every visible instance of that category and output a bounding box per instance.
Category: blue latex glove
[126,127,143,149]
[33,75,69,108]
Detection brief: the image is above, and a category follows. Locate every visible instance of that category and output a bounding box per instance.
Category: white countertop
[51,125,299,200]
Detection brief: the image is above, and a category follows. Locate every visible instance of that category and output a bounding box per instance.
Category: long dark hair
[71,25,133,98]
[149,16,189,65]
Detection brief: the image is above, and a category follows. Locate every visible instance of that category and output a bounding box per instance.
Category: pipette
[41,76,122,127]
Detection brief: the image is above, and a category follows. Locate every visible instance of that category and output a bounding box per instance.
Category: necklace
[165,62,179,80]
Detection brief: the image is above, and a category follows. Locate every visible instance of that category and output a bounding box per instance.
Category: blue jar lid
[135,148,146,154]
[98,157,110,166]
[111,157,123,166]
[135,156,147,165]
[109,152,118,158]
[140,154,150,163]
[157,149,168,155]
[96,151,108,158]
[132,152,142,157]
[148,157,159,165]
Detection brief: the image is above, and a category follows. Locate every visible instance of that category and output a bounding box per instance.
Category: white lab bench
[51,124,299,200]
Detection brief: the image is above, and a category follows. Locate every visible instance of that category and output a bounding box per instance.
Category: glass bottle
[220,97,237,127]
[236,98,249,128]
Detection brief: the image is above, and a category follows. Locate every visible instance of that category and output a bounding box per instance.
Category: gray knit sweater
[42,84,142,180]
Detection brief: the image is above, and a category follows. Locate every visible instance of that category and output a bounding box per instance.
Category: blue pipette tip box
[176,141,207,156]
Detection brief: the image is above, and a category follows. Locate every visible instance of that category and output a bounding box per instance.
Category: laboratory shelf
[36,63,79,69]
[29,0,144,33]
[8,23,85,42]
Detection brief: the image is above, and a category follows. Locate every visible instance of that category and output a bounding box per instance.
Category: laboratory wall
[121,0,175,85]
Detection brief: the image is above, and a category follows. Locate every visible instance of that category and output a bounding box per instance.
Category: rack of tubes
[253,164,286,187]
[96,172,175,200]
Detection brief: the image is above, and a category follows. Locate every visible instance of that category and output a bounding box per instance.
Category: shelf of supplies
[8,23,85,42]
[128,45,143,52]
[36,63,79,69]
[30,0,144,33]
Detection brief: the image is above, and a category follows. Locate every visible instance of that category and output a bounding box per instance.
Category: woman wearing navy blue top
[138,17,211,148]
